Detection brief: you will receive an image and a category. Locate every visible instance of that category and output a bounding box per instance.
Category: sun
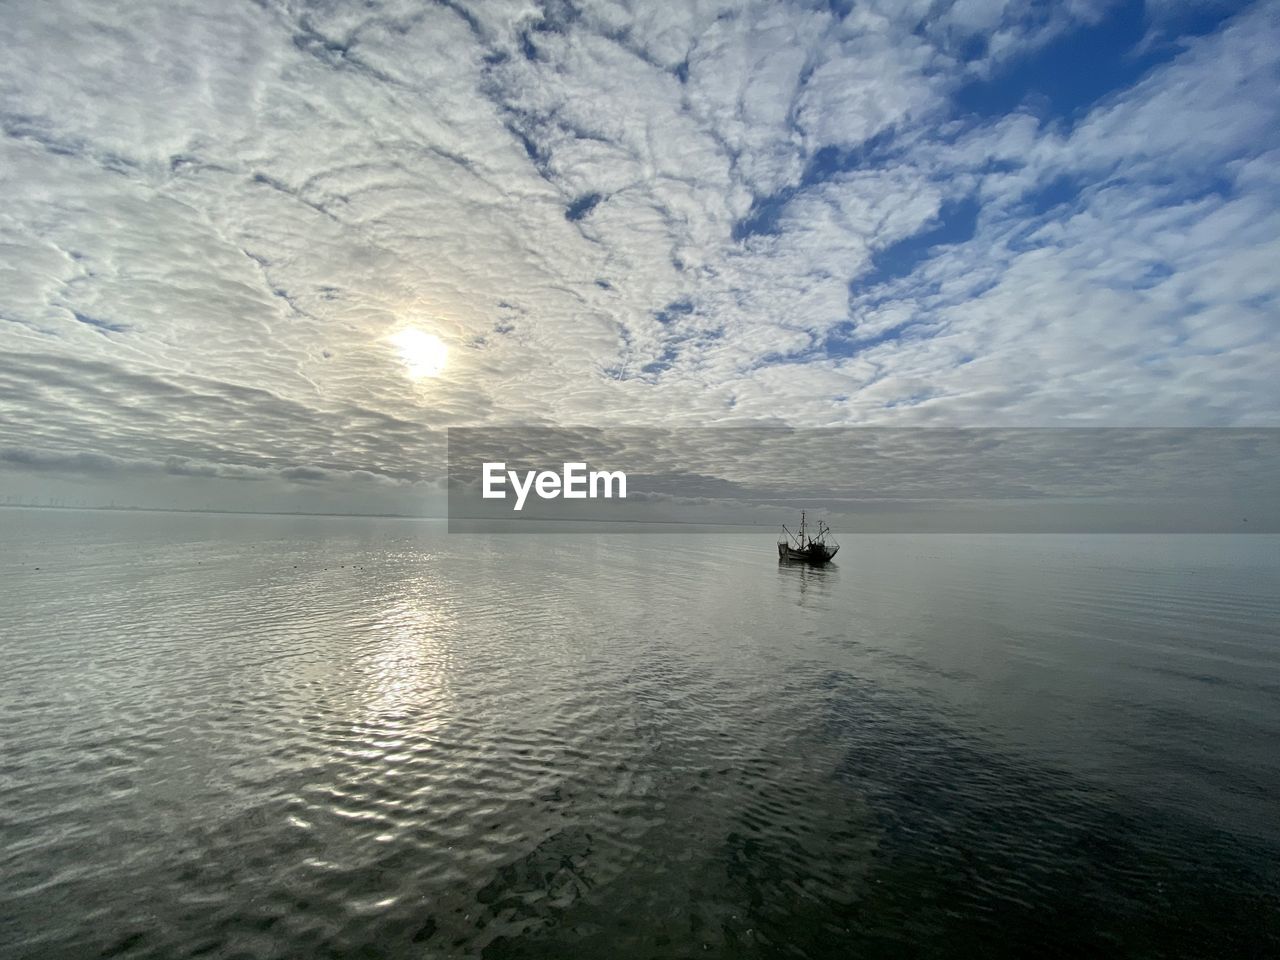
[390,328,448,379]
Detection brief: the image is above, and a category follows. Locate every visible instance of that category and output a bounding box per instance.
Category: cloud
[0,0,1276,510]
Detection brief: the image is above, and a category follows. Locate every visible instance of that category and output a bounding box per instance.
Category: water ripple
[1,513,1277,958]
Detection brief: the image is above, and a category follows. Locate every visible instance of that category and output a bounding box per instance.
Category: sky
[0,0,1276,515]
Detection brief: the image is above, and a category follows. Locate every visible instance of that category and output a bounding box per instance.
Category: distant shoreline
[0,503,767,527]
[0,502,445,521]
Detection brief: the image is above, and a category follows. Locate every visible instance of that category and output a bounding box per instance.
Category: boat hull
[778,542,839,564]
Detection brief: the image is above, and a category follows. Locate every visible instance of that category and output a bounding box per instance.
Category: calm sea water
[2,509,1277,959]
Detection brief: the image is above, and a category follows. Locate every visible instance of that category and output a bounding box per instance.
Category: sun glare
[390,328,448,379]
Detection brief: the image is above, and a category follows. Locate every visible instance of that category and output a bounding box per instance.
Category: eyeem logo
[482,462,627,511]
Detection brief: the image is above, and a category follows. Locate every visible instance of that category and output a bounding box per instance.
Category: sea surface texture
[2,510,1277,958]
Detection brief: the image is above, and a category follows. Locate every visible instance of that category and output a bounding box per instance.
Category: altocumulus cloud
[0,0,1277,511]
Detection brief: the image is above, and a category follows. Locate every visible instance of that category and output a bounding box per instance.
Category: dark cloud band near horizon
[443,427,1280,531]
[2,0,1278,515]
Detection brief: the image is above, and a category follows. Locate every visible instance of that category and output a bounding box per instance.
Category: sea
[2,508,1277,958]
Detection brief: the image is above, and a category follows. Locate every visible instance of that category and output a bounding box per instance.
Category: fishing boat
[777,511,839,564]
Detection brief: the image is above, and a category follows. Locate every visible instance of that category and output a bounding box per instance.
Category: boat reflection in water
[777,510,840,564]
[776,546,839,607]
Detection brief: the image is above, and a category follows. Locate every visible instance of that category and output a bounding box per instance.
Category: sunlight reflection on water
[1,510,1277,959]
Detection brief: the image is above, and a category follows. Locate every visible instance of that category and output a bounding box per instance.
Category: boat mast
[800,510,806,546]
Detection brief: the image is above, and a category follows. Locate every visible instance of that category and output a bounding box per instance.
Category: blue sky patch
[654,299,694,324]
[953,0,1240,124]
[566,192,602,221]
[855,196,981,291]
[72,311,127,334]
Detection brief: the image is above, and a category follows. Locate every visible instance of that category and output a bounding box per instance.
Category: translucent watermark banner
[446,427,1280,533]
